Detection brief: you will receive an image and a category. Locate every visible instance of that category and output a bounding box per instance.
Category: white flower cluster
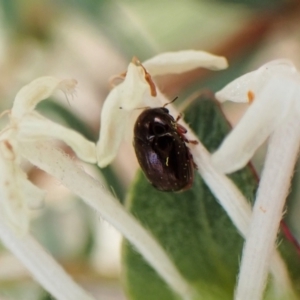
[0,50,299,300]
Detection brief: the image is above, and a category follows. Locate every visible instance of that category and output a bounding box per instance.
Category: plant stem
[235,115,300,300]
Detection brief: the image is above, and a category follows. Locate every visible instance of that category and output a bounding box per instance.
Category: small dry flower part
[212,60,300,300]
[97,50,228,167]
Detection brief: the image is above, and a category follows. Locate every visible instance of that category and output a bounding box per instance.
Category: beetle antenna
[163,96,178,107]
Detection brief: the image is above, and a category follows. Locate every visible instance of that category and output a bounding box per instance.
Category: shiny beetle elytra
[133,103,197,192]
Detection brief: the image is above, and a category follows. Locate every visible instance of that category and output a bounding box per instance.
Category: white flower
[212,59,300,174]
[211,60,300,300]
[0,77,97,232]
[97,50,228,167]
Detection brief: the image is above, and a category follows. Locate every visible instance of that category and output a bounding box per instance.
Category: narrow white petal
[0,214,95,300]
[0,140,30,232]
[215,70,259,103]
[216,59,298,103]
[22,178,45,210]
[143,50,228,76]
[12,77,77,119]
[96,88,129,167]
[18,113,96,163]
[97,63,153,167]
[236,115,300,300]
[119,63,151,111]
[0,140,45,234]
[212,75,299,173]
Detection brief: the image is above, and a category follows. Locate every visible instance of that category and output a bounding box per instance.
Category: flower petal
[97,62,160,167]
[12,77,77,119]
[118,63,151,111]
[96,88,130,168]
[215,59,298,103]
[0,139,45,233]
[212,74,300,173]
[97,51,228,168]
[22,179,46,210]
[143,50,228,76]
[0,215,96,300]
[18,113,97,163]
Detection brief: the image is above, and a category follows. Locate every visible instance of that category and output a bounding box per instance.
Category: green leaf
[122,94,300,299]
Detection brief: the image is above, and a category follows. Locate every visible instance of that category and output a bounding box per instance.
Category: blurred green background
[0,0,300,299]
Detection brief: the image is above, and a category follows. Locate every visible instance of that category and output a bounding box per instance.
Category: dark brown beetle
[133,104,197,192]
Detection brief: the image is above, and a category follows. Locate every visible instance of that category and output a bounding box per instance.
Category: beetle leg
[177,123,187,134]
[186,139,199,145]
[176,123,198,144]
[181,134,198,144]
[175,113,182,122]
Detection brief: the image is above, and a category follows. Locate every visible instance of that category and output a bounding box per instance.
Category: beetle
[133,102,197,192]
